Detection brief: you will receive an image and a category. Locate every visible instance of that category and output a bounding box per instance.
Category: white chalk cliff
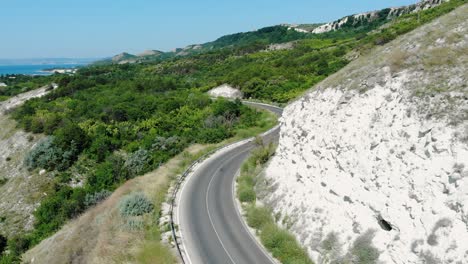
[312,0,448,34]
[262,4,467,264]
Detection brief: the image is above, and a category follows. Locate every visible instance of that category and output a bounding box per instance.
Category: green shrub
[25,136,58,170]
[251,143,275,165]
[0,234,6,255]
[0,254,16,264]
[84,190,112,208]
[6,235,30,257]
[0,178,7,187]
[237,174,256,203]
[32,186,87,243]
[238,185,256,202]
[246,205,273,229]
[347,230,380,264]
[119,193,154,217]
[86,154,128,193]
[24,136,82,171]
[124,148,151,177]
[261,223,313,264]
[123,217,145,230]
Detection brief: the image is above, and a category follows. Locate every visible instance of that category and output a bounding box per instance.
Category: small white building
[0,82,7,87]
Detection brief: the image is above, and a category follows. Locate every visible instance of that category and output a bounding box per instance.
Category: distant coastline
[0,64,84,76]
[0,58,98,75]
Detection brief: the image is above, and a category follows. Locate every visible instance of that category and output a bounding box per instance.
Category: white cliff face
[263,5,467,264]
[312,0,448,34]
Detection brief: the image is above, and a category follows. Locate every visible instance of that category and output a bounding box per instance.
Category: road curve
[176,102,282,264]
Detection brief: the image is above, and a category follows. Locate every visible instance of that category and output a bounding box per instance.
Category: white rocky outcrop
[207,84,243,99]
[262,5,467,264]
[137,49,163,57]
[312,0,448,34]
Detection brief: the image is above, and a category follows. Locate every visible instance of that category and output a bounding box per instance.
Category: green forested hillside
[107,0,465,102]
[0,0,464,262]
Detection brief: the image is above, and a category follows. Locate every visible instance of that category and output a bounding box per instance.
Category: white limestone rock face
[312,0,447,34]
[207,84,243,99]
[263,5,467,264]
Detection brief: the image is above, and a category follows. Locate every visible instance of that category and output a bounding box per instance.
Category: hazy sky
[1,0,416,59]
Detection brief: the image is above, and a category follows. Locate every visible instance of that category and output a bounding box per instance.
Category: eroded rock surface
[263,5,467,263]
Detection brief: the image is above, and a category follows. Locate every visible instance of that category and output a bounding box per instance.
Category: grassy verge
[236,143,314,264]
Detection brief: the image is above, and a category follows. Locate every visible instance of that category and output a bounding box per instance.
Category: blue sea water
[0,64,88,76]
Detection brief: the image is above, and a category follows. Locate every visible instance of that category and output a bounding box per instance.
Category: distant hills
[98,25,308,65]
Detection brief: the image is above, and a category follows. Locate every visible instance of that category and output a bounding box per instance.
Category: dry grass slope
[22,145,211,264]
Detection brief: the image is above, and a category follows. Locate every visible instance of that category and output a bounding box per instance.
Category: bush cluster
[84,190,112,208]
[118,193,154,217]
[24,136,73,171]
[124,148,151,178]
[24,122,88,171]
[347,231,380,264]
[261,223,313,264]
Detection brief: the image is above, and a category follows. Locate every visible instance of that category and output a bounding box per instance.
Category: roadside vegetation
[237,143,314,264]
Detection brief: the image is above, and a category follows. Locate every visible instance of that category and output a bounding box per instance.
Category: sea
[0,64,87,76]
[0,58,98,76]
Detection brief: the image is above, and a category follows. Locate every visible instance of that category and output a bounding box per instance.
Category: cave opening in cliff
[378,219,393,231]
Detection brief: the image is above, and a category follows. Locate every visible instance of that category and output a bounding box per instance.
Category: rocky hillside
[262,4,467,264]
[307,0,448,34]
[0,86,55,236]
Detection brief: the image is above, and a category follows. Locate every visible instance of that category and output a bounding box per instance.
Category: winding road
[176,102,282,264]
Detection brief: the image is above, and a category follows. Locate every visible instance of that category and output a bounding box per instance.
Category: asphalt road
[177,102,282,264]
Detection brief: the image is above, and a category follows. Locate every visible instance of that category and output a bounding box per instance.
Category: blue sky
[1,0,416,59]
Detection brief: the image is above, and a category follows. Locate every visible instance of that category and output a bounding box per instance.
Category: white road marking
[175,101,282,264]
[205,153,243,264]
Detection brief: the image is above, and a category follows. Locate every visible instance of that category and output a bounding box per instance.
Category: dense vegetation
[1,69,267,262]
[203,25,308,50]
[0,75,51,101]
[0,0,464,262]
